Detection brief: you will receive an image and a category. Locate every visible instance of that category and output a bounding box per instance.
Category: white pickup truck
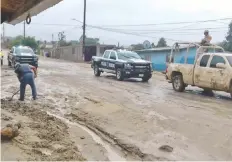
[166,42,232,98]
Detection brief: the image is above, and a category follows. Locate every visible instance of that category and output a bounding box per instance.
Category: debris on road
[84,96,100,104]
[1,122,21,140]
[159,145,173,152]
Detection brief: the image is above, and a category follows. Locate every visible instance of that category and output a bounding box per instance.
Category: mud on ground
[1,54,232,161]
[1,99,85,161]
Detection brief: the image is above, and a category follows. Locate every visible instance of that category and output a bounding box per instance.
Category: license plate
[139,74,144,77]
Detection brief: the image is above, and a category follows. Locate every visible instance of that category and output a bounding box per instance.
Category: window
[15,47,34,55]
[210,56,225,68]
[226,56,232,67]
[200,55,210,67]
[110,52,116,60]
[117,51,141,60]
[103,51,110,58]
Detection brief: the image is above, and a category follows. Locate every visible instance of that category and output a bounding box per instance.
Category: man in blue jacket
[14,63,37,101]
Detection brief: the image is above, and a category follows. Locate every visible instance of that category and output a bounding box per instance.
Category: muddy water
[46,112,126,161]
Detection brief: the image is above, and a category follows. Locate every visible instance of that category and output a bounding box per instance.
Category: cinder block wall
[51,45,84,62]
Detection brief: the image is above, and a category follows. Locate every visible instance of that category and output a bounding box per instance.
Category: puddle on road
[46,112,126,161]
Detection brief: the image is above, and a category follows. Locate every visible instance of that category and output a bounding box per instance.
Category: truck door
[108,51,117,72]
[101,51,110,69]
[194,55,211,88]
[208,55,227,90]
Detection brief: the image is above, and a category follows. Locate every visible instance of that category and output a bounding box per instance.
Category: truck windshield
[117,52,141,60]
[15,48,34,55]
[226,56,232,66]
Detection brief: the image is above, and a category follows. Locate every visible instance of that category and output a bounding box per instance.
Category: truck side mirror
[216,63,226,69]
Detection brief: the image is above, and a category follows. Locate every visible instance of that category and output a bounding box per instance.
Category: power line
[28,22,228,34]
[97,17,232,27]
[30,17,231,28]
[84,23,184,42]
[138,27,228,34]
[29,23,78,26]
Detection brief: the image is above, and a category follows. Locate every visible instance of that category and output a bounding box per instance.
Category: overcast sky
[3,0,232,46]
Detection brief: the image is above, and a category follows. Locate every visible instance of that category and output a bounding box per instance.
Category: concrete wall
[51,45,83,62]
[50,44,115,62]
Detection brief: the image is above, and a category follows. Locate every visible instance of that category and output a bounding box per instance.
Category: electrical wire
[97,17,232,27]
[71,19,228,42]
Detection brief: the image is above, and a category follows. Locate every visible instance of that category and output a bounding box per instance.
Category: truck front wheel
[172,74,185,92]
[94,64,101,76]
[116,68,124,81]
[142,76,151,82]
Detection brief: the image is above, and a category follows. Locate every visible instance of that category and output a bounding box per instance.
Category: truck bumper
[123,69,152,79]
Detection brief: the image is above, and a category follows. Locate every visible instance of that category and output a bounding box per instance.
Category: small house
[135,46,197,72]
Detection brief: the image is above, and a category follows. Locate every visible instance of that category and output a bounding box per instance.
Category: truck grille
[133,64,150,72]
[19,56,34,63]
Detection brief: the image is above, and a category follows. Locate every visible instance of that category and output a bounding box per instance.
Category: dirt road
[1,53,232,160]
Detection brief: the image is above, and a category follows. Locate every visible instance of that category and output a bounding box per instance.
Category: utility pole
[2,23,5,44]
[52,34,54,47]
[82,0,86,61]
[23,20,26,39]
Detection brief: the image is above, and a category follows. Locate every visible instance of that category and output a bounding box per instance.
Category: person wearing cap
[14,63,37,101]
[201,30,212,45]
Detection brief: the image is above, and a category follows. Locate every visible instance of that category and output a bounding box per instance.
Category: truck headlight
[34,56,38,61]
[125,63,132,69]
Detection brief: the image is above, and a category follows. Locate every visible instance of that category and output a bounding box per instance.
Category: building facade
[136,47,197,72]
[50,44,116,62]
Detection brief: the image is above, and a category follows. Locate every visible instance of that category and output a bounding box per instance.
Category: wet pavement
[1,53,232,160]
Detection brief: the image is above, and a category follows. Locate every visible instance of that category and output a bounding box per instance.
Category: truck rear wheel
[116,68,124,81]
[94,64,101,76]
[172,74,185,92]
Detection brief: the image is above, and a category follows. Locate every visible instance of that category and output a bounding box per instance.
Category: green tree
[220,21,232,52]
[156,37,167,47]
[79,35,99,45]
[10,36,38,50]
[131,44,144,50]
[151,43,155,48]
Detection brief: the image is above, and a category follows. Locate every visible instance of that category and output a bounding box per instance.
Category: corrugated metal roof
[8,0,63,25]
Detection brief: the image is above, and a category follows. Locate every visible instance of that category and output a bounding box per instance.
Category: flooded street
[1,55,232,160]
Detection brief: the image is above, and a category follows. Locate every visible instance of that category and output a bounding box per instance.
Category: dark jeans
[20,73,37,100]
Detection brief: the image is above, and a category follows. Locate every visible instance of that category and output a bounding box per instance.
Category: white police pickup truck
[91,49,152,82]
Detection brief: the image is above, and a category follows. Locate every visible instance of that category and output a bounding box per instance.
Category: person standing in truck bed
[201,30,212,45]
